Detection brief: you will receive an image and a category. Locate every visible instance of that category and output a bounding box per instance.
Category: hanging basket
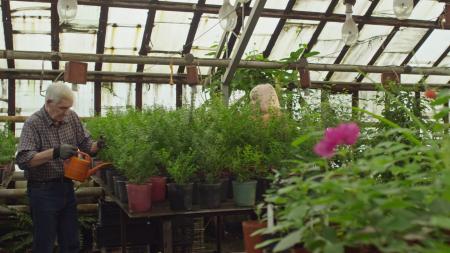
[186,65,199,85]
[381,71,401,86]
[64,61,87,84]
[298,58,311,89]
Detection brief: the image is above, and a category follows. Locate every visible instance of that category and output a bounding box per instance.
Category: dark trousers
[27,180,80,253]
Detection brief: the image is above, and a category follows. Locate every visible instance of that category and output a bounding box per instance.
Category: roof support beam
[13,0,449,30]
[1,0,16,132]
[221,0,267,103]
[400,28,433,66]
[177,0,206,108]
[305,0,340,53]
[1,69,448,90]
[50,0,60,70]
[1,50,449,76]
[263,0,296,58]
[136,3,157,110]
[94,5,109,115]
[324,0,380,82]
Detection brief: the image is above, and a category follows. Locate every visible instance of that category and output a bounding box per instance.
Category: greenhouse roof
[0,0,449,116]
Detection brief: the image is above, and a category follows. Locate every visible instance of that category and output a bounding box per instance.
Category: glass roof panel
[242,17,277,56]
[191,14,225,59]
[407,30,450,67]
[333,0,372,15]
[268,19,319,60]
[105,8,147,55]
[374,27,429,66]
[292,0,330,13]
[373,0,445,21]
[15,59,52,69]
[151,11,192,53]
[60,33,97,54]
[309,22,345,64]
[14,34,51,51]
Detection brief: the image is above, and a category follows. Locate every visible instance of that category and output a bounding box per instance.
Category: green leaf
[430,216,450,230]
[430,94,450,106]
[287,205,309,220]
[255,237,280,249]
[324,242,343,253]
[433,108,450,120]
[273,229,302,252]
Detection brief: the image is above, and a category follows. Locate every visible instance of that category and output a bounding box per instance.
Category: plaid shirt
[16,106,94,181]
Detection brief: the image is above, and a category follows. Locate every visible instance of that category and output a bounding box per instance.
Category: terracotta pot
[242,220,266,253]
[148,176,167,203]
[126,183,152,213]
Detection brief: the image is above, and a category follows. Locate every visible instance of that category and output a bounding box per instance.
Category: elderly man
[16,83,103,253]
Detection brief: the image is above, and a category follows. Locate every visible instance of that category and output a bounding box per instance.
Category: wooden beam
[324,0,380,82]
[221,0,267,103]
[0,204,98,215]
[401,28,434,66]
[1,52,449,75]
[11,0,450,30]
[50,0,60,70]
[94,5,109,116]
[263,0,296,58]
[222,2,251,59]
[1,0,16,133]
[0,69,189,83]
[306,0,340,53]
[0,187,103,199]
[136,1,158,110]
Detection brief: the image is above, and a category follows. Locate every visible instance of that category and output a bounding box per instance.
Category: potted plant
[230,145,263,207]
[167,152,198,211]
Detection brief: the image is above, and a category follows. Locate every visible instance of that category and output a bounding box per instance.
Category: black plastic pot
[198,183,222,209]
[116,180,128,204]
[167,183,193,211]
[192,182,200,205]
[113,175,127,198]
[256,178,271,202]
[105,169,119,194]
[220,178,230,202]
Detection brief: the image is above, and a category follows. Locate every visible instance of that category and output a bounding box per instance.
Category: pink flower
[338,123,360,145]
[314,139,336,158]
[314,122,360,158]
[324,127,344,146]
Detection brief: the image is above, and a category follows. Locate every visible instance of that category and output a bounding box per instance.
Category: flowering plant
[256,90,450,253]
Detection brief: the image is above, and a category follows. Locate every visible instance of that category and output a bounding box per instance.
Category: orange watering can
[64,151,112,182]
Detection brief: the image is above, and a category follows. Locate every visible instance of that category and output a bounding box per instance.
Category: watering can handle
[77,151,92,162]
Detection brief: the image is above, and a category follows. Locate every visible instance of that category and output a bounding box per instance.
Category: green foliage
[167,152,198,185]
[205,44,319,105]
[0,127,16,165]
[258,90,450,253]
[230,145,264,182]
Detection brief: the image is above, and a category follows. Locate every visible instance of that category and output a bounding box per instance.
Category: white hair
[45,82,74,103]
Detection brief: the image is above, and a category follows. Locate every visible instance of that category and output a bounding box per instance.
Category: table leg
[162,219,173,253]
[216,216,223,253]
[120,209,127,253]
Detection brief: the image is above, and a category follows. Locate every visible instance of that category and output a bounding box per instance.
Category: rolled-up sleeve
[16,121,40,170]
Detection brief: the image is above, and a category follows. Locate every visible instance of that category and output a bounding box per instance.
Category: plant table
[92,176,254,253]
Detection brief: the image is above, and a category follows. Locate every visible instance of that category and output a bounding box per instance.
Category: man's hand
[53,144,78,160]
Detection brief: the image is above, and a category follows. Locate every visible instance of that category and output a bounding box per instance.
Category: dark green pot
[232,180,257,207]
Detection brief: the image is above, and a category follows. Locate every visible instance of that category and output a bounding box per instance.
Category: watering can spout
[87,162,112,177]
